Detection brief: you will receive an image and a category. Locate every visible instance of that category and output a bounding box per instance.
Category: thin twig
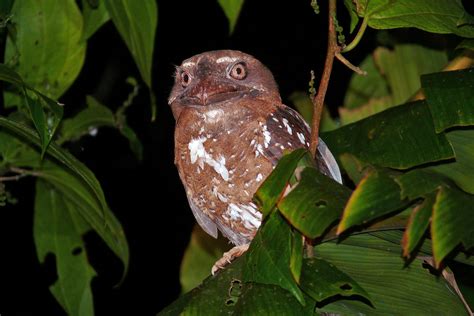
[309,0,338,158]
[0,174,27,181]
[335,52,367,75]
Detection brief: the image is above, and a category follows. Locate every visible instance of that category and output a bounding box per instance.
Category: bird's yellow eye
[181,71,191,87]
[229,62,247,80]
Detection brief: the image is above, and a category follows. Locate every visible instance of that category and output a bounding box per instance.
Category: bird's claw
[211,244,250,275]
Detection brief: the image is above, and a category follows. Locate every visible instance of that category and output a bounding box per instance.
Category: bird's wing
[186,193,218,238]
[262,104,342,183]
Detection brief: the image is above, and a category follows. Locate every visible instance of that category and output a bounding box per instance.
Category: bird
[168,50,341,274]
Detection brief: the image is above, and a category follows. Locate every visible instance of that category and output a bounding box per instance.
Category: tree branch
[309,0,338,159]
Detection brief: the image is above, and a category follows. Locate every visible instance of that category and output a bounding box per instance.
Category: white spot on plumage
[256,173,263,182]
[272,117,279,122]
[216,56,239,63]
[227,203,262,229]
[188,137,230,181]
[262,125,271,148]
[203,109,224,124]
[182,61,195,67]
[217,192,228,203]
[297,132,306,145]
[282,118,293,135]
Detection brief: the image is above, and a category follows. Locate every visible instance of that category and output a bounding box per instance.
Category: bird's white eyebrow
[216,56,239,63]
[182,61,195,67]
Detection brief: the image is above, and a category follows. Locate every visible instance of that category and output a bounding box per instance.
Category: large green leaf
[0,64,64,154]
[278,166,351,239]
[81,0,110,40]
[161,257,315,315]
[430,129,474,194]
[374,44,448,106]
[323,100,454,169]
[104,0,157,87]
[401,194,434,257]
[254,148,306,217]
[316,234,468,315]
[300,258,371,303]
[4,0,86,101]
[341,44,447,125]
[396,169,474,266]
[422,68,474,133]
[342,50,391,110]
[217,0,244,34]
[0,118,129,271]
[338,169,408,234]
[34,180,96,316]
[364,0,474,38]
[432,186,474,265]
[242,212,305,305]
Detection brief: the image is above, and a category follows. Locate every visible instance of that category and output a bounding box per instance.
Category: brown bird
[169,50,341,273]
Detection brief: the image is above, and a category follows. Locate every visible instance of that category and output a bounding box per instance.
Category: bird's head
[168,50,281,120]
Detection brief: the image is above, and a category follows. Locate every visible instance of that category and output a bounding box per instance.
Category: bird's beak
[181,77,243,106]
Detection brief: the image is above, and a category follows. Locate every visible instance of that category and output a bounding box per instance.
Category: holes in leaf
[315,200,327,208]
[226,279,242,307]
[339,283,353,291]
[72,247,83,256]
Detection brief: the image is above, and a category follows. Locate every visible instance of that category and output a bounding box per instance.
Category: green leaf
[402,194,435,257]
[38,161,129,275]
[104,0,157,87]
[0,118,129,272]
[0,63,24,86]
[430,129,474,194]
[341,44,447,125]
[217,0,244,35]
[254,148,306,217]
[432,186,474,266]
[323,100,454,169]
[374,44,448,106]
[422,68,474,132]
[337,169,408,234]
[58,96,115,143]
[180,225,231,294]
[343,48,390,110]
[343,0,359,33]
[34,179,96,316]
[316,234,468,315]
[278,167,352,239]
[81,0,110,40]
[300,258,371,303]
[161,257,315,315]
[0,129,40,168]
[365,0,474,38]
[290,229,304,284]
[242,212,305,305]
[4,0,86,101]
[395,169,447,200]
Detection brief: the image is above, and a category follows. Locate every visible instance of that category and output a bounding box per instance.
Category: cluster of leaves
[0,0,157,314]
[164,0,474,314]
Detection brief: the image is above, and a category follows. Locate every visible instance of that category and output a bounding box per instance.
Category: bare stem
[0,167,41,182]
[335,52,367,75]
[309,0,338,159]
[342,16,369,53]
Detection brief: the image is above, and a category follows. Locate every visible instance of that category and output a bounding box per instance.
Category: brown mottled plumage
[169,50,341,272]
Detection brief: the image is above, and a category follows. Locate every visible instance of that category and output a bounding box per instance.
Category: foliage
[0,0,157,314]
[2,0,474,314]
[171,1,474,315]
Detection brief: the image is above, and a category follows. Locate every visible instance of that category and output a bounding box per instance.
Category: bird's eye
[229,62,247,80]
[180,71,191,87]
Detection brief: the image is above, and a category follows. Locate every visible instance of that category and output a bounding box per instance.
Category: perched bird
[169,50,341,273]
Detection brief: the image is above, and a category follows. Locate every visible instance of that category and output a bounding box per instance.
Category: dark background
[1,1,378,315]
